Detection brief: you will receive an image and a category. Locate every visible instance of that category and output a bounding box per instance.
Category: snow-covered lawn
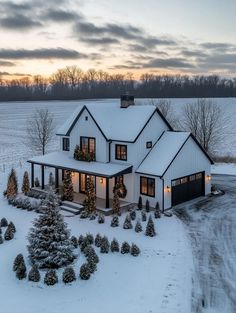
[0,166,193,313]
[211,163,236,175]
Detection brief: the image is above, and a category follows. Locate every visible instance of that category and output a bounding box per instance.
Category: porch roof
[27,152,132,178]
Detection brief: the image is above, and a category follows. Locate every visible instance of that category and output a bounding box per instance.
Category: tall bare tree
[26,108,55,155]
[182,98,223,155]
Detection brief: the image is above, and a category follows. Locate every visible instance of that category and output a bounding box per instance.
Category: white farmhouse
[28,96,213,212]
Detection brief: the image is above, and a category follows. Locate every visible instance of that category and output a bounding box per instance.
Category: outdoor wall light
[100,178,103,184]
[166,185,171,192]
[207,175,211,181]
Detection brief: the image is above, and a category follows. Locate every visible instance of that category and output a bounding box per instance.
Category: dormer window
[62,138,70,151]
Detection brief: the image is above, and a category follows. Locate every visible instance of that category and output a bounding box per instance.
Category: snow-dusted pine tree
[6,168,18,198]
[63,170,74,201]
[48,172,55,187]
[83,177,96,215]
[145,215,156,237]
[22,171,30,194]
[27,192,76,268]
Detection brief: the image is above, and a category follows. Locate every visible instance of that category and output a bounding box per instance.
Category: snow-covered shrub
[80,210,89,219]
[87,251,99,265]
[141,210,147,222]
[62,267,76,284]
[0,234,3,244]
[44,269,58,286]
[100,236,110,253]
[130,210,136,221]
[71,236,78,248]
[138,196,142,210]
[130,243,140,256]
[83,245,95,258]
[145,200,150,212]
[78,234,84,246]
[154,209,161,219]
[48,172,55,187]
[15,198,23,209]
[121,241,130,254]
[28,264,41,282]
[80,263,91,280]
[98,214,105,224]
[95,233,102,247]
[13,254,24,271]
[1,217,8,227]
[80,237,90,252]
[89,213,97,220]
[85,233,94,245]
[110,215,119,227]
[16,261,27,280]
[110,238,119,252]
[27,192,76,269]
[4,225,14,240]
[145,215,156,237]
[134,220,142,233]
[87,259,97,274]
[8,221,16,233]
[123,214,133,229]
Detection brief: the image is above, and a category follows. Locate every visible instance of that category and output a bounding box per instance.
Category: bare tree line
[1,66,236,101]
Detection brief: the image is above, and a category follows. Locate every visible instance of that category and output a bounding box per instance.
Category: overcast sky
[1,0,236,78]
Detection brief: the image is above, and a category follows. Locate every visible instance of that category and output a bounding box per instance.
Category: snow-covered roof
[28,152,132,178]
[57,102,157,142]
[136,131,191,177]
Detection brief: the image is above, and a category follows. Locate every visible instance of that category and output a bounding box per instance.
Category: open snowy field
[0,168,193,313]
[0,97,235,172]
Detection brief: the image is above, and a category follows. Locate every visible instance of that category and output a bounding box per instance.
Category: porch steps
[60,201,83,215]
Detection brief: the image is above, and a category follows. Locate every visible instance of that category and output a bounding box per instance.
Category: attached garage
[171,172,205,206]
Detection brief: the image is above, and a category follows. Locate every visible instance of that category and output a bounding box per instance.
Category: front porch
[28,151,133,210]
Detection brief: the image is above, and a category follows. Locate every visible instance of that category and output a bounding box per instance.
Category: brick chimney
[120,95,135,108]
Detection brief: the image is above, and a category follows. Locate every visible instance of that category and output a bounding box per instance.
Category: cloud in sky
[0,0,236,76]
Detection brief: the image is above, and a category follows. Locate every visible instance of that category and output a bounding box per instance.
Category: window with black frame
[140,176,155,197]
[62,138,70,151]
[115,145,127,161]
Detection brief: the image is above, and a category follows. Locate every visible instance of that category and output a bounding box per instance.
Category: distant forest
[1,66,236,101]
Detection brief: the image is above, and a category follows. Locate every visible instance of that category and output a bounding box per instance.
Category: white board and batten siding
[69,108,108,163]
[163,136,211,210]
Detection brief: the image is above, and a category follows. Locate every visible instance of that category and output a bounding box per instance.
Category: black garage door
[171,172,205,206]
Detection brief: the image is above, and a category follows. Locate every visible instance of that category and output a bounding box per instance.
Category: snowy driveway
[174,174,236,313]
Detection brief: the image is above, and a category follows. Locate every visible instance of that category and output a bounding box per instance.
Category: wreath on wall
[113,182,127,199]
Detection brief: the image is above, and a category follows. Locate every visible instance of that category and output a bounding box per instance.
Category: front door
[79,173,96,193]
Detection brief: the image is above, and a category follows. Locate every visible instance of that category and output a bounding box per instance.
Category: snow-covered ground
[0,167,193,313]
[0,97,235,172]
[211,163,236,175]
[174,174,236,313]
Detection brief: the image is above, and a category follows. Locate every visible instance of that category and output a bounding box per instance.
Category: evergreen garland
[112,187,121,215]
[83,177,96,215]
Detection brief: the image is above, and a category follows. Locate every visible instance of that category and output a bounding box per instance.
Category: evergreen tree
[135,220,142,233]
[8,221,16,233]
[112,187,120,215]
[141,210,147,222]
[0,217,8,227]
[80,263,91,280]
[110,215,119,227]
[16,261,27,280]
[63,170,74,201]
[100,236,109,253]
[35,177,40,187]
[154,202,161,219]
[83,177,96,215]
[13,254,24,271]
[62,267,76,283]
[130,210,136,221]
[0,234,3,244]
[138,196,142,210]
[4,225,14,240]
[44,269,58,285]
[28,264,41,282]
[6,168,18,199]
[27,192,76,268]
[21,171,30,194]
[121,241,130,254]
[145,215,156,237]
[145,199,150,212]
[123,214,133,229]
[71,236,78,248]
[87,259,97,274]
[111,238,119,252]
[85,233,94,244]
[95,233,102,247]
[131,243,140,256]
[78,234,84,246]
[98,214,105,224]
